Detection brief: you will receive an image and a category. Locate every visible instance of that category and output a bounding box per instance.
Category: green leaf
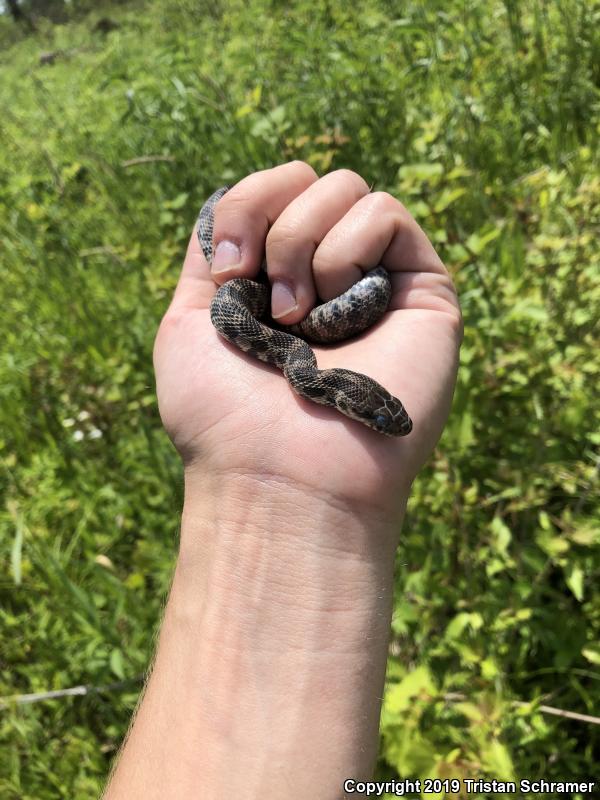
[407,199,431,218]
[582,644,600,665]
[505,299,549,323]
[171,76,187,97]
[165,192,188,210]
[481,657,500,679]
[491,516,512,555]
[385,666,436,713]
[433,187,467,213]
[465,227,502,254]
[570,525,600,546]
[482,740,515,780]
[565,564,584,601]
[455,701,484,722]
[445,612,484,640]
[536,528,570,558]
[398,162,444,183]
[538,511,552,530]
[110,649,125,680]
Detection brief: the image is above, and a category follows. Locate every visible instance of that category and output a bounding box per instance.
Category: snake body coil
[198,186,412,437]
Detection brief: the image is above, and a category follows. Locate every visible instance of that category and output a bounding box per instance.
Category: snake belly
[197,186,412,437]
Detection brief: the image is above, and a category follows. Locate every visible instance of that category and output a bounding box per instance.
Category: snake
[197,186,412,437]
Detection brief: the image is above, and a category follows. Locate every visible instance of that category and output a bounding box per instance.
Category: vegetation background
[1,0,599,797]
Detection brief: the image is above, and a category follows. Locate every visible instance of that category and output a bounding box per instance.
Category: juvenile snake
[197,186,412,437]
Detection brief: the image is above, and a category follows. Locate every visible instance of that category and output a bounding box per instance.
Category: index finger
[169,161,317,312]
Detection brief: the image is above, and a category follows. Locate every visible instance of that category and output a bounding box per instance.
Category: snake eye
[374,414,389,430]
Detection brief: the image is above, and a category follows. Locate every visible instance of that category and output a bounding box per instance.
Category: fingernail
[212,240,241,273]
[271,281,298,319]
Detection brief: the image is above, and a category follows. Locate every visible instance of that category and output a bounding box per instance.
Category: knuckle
[311,243,336,274]
[216,186,248,213]
[395,201,415,226]
[368,192,415,230]
[435,271,459,302]
[368,190,399,213]
[266,220,302,252]
[213,185,262,233]
[329,168,370,194]
[442,299,464,341]
[452,309,465,341]
[286,159,318,181]
[431,274,464,335]
[329,167,358,182]
[156,308,188,341]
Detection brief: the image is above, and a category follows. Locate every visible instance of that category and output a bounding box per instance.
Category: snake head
[332,377,412,437]
[370,399,413,437]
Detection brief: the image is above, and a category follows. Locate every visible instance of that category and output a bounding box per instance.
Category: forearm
[104,470,407,799]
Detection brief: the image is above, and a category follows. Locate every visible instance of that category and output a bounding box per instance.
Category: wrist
[177,467,407,620]
[168,469,408,789]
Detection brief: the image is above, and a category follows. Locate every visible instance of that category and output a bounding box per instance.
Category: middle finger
[265,169,370,322]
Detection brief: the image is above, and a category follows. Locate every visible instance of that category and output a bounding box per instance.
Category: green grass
[1,0,599,796]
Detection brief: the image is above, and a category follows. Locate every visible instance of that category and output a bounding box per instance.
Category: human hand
[153,161,462,514]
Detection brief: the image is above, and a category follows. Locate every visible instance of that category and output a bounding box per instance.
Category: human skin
[103,161,462,799]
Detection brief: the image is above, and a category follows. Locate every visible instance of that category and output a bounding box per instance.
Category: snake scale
[197,186,412,437]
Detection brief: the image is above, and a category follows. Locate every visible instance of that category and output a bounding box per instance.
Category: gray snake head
[319,368,412,437]
[369,396,413,437]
